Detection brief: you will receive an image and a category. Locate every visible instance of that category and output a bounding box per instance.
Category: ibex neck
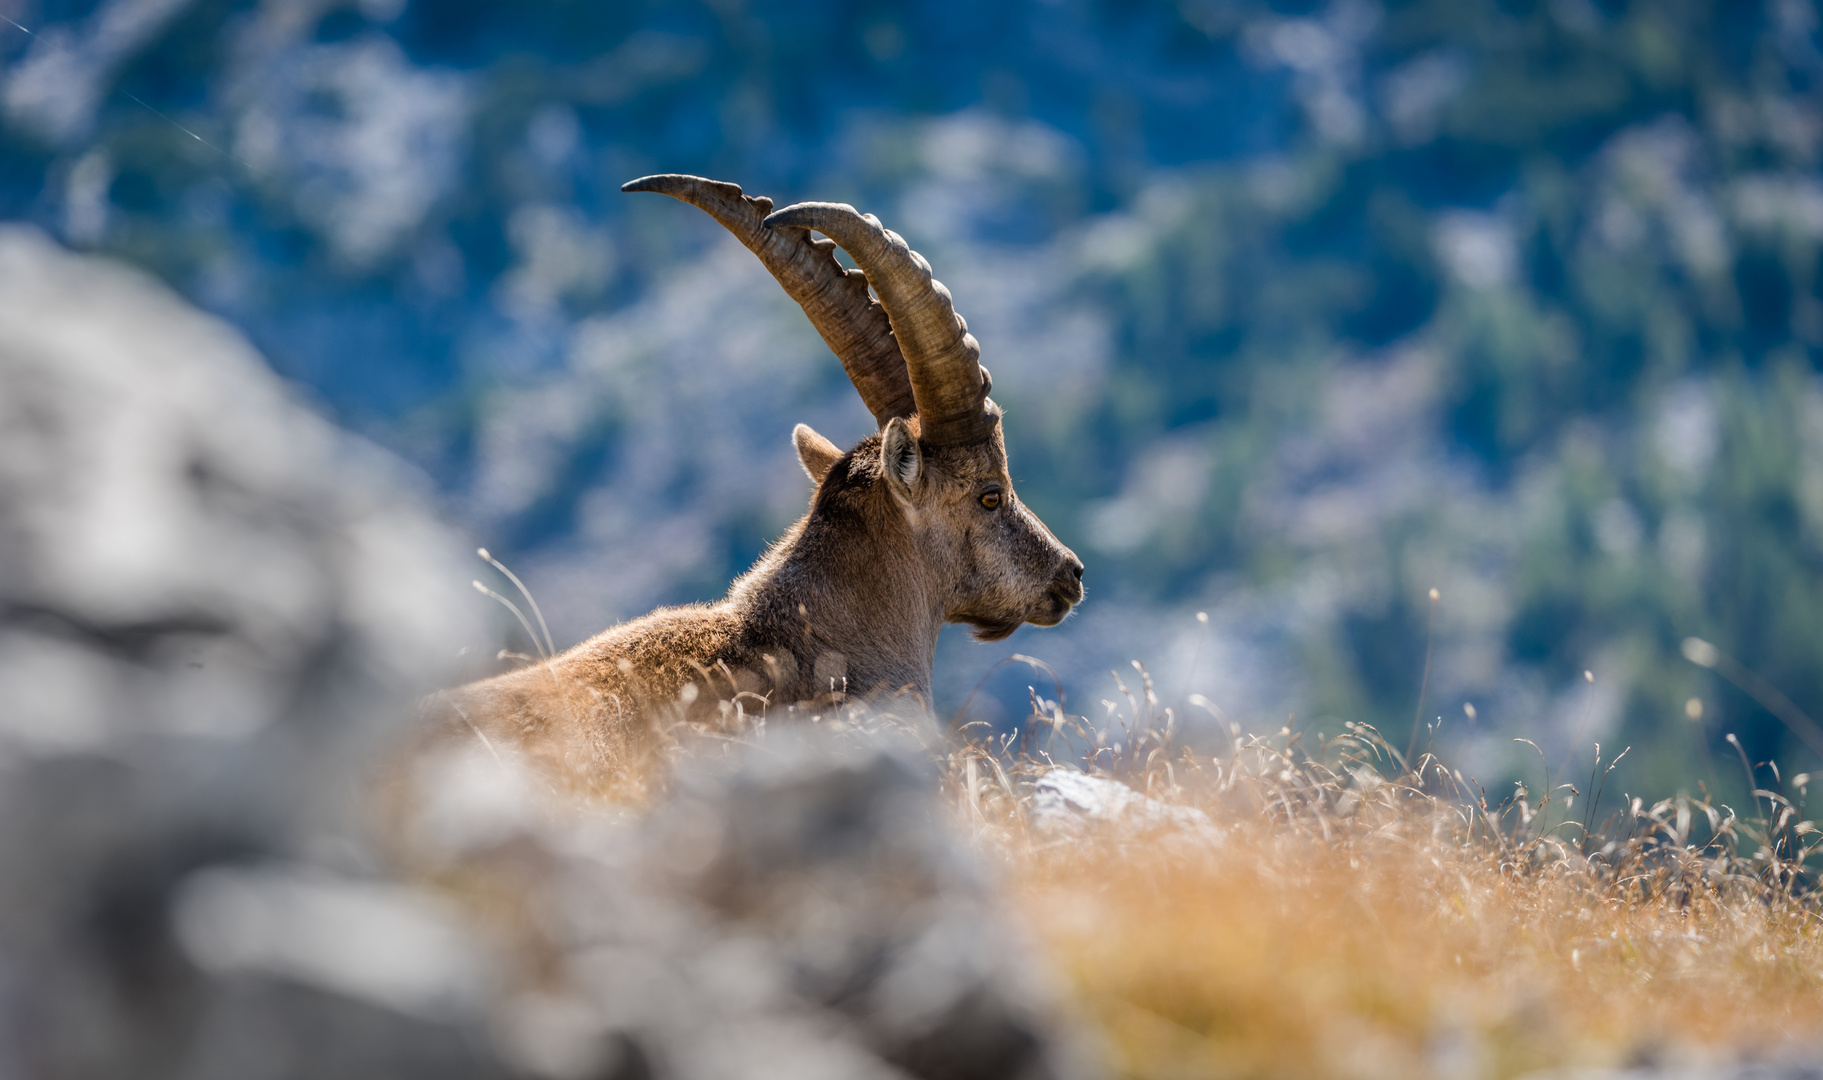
[729,509,943,704]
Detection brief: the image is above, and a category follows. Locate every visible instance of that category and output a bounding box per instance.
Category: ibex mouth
[1031,591,1078,628]
[959,615,1022,642]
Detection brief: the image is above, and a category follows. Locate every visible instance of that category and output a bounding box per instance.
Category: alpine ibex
[440,175,1083,792]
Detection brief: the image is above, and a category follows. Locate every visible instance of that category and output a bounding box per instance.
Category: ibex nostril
[1068,559,1084,581]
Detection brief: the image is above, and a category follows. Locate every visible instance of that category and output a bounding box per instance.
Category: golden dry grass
[950,712,1823,1080]
[454,560,1823,1076]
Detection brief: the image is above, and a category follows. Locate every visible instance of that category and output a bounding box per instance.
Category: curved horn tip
[620,174,743,198]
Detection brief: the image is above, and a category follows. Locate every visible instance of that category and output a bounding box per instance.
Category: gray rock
[396,724,1094,1080]
[663,734,1083,1080]
[0,226,497,1078]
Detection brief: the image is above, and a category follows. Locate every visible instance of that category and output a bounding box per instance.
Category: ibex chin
[438,175,1084,792]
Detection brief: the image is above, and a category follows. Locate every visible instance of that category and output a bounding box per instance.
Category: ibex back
[438,176,1084,793]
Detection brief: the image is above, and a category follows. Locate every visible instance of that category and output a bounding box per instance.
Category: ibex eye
[979,492,1001,510]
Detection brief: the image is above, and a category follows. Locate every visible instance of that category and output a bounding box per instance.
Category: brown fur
[433,414,1082,794]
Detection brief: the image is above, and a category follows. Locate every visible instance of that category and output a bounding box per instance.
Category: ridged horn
[761,201,998,447]
[621,174,917,426]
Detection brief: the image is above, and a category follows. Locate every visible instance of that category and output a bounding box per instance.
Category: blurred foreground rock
[402,729,1088,1080]
[0,225,492,1077]
[1522,1058,1823,1080]
[0,231,1088,1079]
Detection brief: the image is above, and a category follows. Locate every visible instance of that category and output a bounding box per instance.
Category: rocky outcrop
[396,729,1089,1080]
[0,225,491,1078]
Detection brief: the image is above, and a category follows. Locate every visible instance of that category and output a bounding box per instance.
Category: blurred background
[5,0,1822,802]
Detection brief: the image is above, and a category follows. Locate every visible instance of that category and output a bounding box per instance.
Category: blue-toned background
[8,0,1823,796]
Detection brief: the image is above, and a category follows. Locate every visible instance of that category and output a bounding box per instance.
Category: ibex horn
[762,201,998,447]
[621,174,917,427]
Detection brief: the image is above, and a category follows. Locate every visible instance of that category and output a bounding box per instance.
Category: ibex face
[930,427,1084,640]
[797,416,1083,644]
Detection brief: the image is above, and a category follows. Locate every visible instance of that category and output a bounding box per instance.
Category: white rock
[1028,770,1223,847]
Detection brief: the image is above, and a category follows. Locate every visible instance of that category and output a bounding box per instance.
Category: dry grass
[463,558,1822,1076]
[947,686,1823,1080]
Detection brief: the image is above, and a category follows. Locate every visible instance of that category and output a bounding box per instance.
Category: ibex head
[624,175,1084,642]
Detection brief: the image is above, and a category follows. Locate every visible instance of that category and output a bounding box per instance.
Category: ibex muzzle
[437,176,1082,791]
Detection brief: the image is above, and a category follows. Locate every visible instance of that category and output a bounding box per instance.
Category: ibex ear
[879,417,923,496]
[793,423,842,483]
